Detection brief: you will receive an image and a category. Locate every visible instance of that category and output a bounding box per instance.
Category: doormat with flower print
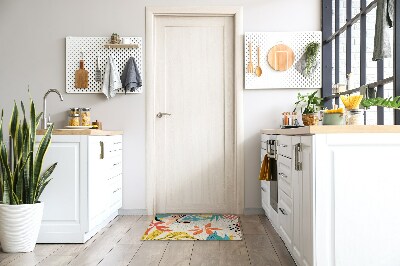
[141,214,242,241]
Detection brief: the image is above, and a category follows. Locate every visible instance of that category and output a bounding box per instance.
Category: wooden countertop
[36,129,123,136]
[260,125,400,135]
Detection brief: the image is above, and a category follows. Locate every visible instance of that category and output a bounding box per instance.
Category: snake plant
[0,99,57,205]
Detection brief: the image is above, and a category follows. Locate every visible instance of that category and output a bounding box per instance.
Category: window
[322,0,399,125]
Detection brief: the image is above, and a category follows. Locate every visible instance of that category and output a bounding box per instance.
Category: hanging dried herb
[305,42,320,77]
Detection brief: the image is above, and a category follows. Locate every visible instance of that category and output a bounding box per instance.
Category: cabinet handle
[261,187,266,192]
[100,141,104,159]
[294,143,302,171]
[279,207,287,215]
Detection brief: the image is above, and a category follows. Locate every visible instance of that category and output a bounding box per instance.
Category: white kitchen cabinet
[36,133,123,243]
[261,128,400,266]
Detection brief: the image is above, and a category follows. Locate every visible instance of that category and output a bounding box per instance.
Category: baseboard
[118,208,263,215]
[243,208,264,215]
[118,209,148,215]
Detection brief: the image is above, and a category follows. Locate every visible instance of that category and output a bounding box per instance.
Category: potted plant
[0,99,57,253]
[294,90,323,126]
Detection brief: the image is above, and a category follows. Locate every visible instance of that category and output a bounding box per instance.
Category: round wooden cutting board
[267,44,295,71]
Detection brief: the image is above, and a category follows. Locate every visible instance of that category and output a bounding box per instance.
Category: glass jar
[346,109,364,125]
[68,114,80,126]
[80,108,91,126]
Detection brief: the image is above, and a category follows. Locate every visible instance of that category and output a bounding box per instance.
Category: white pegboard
[244,31,322,89]
[66,36,143,94]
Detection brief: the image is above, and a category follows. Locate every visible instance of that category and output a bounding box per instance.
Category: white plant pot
[0,202,44,253]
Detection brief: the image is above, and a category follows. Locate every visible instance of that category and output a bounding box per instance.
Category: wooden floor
[0,215,295,266]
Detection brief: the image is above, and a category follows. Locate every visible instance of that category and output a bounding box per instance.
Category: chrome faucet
[42,89,64,129]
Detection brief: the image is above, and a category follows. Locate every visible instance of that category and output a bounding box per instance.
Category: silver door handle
[156,112,172,118]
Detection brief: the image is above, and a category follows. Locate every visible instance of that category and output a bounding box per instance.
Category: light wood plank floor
[0,215,295,266]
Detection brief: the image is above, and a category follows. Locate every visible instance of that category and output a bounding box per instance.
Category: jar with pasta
[80,108,91,126]
[68,114,80,127]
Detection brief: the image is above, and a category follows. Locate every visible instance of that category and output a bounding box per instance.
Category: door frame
[145,6,244,215]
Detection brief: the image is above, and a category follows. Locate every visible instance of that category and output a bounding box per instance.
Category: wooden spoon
[247,42,254,74]
[255,46,262,77]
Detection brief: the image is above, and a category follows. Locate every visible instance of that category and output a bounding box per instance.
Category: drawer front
[278,189,293,248]
[278,155,292,198]
[261,133,270,142]
[261,180,270,209]
[105,136,123,158]
[261,148,267,164]
[277,135,292,159]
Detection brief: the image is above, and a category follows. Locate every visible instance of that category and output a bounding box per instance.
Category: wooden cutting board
[267,44,295,71]
[75,60,89,88]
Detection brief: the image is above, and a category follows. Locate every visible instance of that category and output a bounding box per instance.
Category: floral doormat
[141,214,242,241]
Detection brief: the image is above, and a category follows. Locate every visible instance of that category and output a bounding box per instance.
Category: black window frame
[322,0,400,125]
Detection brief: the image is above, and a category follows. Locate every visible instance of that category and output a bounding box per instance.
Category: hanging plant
[304,42,320,77]
[361,96,400,109]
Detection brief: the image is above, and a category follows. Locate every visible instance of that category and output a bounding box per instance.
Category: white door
[154,15,235,213]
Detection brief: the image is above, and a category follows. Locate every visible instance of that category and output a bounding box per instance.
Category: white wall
[0,0,321,212]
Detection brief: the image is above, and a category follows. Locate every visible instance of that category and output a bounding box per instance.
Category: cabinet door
[300,136,313,266]
[291,136,314,266]
[88,137,108,230]
[36,135,86,243]
[291,136,303,265]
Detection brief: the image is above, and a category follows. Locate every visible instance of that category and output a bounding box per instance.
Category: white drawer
[278,155,292,198]
[261,140,267,150]
[261,181,270,210]
[277,135,292,159]
[278,188,293,249]
[261,134,270,142]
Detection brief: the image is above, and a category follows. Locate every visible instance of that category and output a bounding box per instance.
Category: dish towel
[102,55,122,99]
[120,57,142,93]
[373,0,394,61]
[259,154,272,181]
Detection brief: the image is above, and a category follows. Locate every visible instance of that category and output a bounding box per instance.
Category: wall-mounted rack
[244,31,322,89]
[66,36,143,94]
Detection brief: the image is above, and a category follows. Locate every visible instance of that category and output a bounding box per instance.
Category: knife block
[75,60,89,88]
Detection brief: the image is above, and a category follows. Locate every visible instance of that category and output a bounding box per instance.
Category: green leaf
[0,109,4,143]
[9,102,19,141]
[35,112,43,129]
[0,143,17,204]
[39,163,57,184]
[32,123,54,202]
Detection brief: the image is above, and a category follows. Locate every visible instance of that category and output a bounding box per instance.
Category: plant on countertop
[293,90,323,114]
[305,42,320,77]
[361,96,400,109]
[0,99,57,204]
